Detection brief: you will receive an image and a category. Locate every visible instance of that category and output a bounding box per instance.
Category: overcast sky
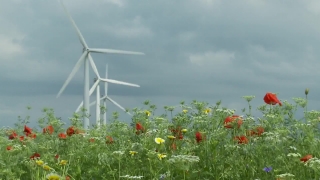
[1,0,320,129]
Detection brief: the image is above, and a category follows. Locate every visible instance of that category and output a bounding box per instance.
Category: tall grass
[1,91,320,180]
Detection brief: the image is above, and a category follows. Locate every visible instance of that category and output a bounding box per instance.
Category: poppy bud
[305,88,309,96]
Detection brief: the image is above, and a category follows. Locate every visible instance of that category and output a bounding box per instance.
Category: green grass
[1,91,320,180]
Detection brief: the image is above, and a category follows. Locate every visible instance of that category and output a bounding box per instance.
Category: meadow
[1,91,320,180]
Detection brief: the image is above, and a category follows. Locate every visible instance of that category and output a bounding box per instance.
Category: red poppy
[8,132,18,140]
[30,152,41,160]
[195,131,204,143]
[135,122,145,135]
[224,115,243,129]
[27,133,36,139]
[6,146,13,151]
[55,154,59,159]
[247,126,265,136]
[89,138,95,142]
[66,176,71,180]
[264,92,282,106]
[106,136,113,144]
[58,133,67,139]
[24,125,33,136]
[19,136,24,141]
[234,136,248,144]
[300,154,313,162]
[66,126,75,136]
[43,125,54,135]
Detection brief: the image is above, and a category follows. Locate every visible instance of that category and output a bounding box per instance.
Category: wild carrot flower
[264,92,282,106]
[224,115,243,128]
[155,138,165,144]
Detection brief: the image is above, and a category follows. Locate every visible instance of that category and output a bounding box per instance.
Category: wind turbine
[76,64,134,127]
[56,1,144,130]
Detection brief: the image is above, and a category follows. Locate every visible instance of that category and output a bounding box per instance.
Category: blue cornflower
[263,167,272,173]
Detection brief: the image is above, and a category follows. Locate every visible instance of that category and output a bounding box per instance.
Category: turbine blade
[89,79,100,96]
[57,52,87,98]
[100,78,140,87]
[59,0,88,49]
[88,48,145,55]
[106,96,132,116]
[88,53,100,78]
[105,64,108,96]
[75,102,83,113]
[89,101,96,107]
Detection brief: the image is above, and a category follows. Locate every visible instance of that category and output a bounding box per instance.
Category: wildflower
[106,136,113,144]
[182,109,188,113]
[8,132,18,140]
[36,160,44,166]
[135,122,145,135]
[6,146,13,151]
[234,136,248,144]
[27,133,37,139]
[65,176,70,180]
[43,125,54,135]
[287,153,301,157]
[66,126,75,136]
[167,135,175,139]
[195,131,204,143]
[19,136,24,141]
[155,138,165,144]
[145,111,151,116]
[58,133,67,139]
[30,152,41,160]
[119,175,144,179]
[54,154,59,160]
[224,115,243,129]
[157,153,167,160]
[59,160,68,166]
[170,126,184,139]
[263,166,272,172]
[24,125,33,136]
[89,138,95,142]
[43,164,51,171]
[264,92,282,106]
[129,151,138,156]
[171,143,177,150]
[181,129,187,133]
[300,154,313,162]
[247,126,264,136]
[204,108,211,114]
[46,173,62,180]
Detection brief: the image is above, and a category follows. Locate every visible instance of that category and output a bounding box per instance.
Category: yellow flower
[157,153,167,160]
[145,111,151,116]
[129,151,138,156]
[182,109,188,113]
[155,138,165,144]
[204,108,211,114]
[181,129,187,133]
[59,160,68,166]
[35,160,44,166]
[43,164,51,171]
[46,173,61,180]
[167,135,175,139]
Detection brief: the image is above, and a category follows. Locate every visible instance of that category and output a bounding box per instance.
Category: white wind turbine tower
[76,64,134,127]
[56,1,144,130]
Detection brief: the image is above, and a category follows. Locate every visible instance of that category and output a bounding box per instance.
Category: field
[1,91,320,180]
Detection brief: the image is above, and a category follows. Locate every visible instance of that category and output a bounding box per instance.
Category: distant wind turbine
[56,0,144,130]
[76,64,134,127]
